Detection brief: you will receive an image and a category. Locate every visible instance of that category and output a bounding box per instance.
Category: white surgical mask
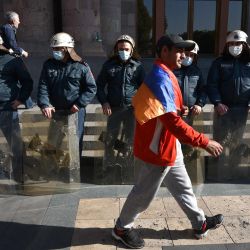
[181,56,193,67]
[53,50,65,61]
[118,50,131,61]
[229,45,243,57]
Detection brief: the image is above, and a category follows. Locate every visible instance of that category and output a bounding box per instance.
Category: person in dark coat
[96,34,145,182]
[207,30,250,180]
[0,37,33,183]
[37,32,96,162]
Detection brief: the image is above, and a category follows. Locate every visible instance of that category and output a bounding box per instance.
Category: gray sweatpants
[116,140,205,230]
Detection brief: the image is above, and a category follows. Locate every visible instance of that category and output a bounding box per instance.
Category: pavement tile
[162,197,212,218]
[166,217,233,246]
[18,195,51,211]
[50,193,80,208]
[12,208,46,224]
[202,196,250,216]
[133,218,173,248]
[223,216,250,243]
[227,243,250,250]
[71,219,116,249]
[120,197,167,218]
[163,244,227,249]
[42,206,77,227]
[76,198,119,220]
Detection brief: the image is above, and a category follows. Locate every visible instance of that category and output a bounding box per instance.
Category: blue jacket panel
[207,56,250,107]
[37,59,97,110]
[0,24,23,55]
[174,64,207,108]
[0,53,33,110]
[96,56,145,107]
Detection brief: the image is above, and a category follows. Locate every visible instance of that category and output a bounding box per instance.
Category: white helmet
[226,30,248,43]
[186,40,199,54]
[0,35,3,45]
[116,34,135,49]
[50,32,74,48]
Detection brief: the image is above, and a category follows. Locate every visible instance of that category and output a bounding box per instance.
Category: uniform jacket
[174,64,207,108]
[132,59,209,166]
[0,24,23,55]
[37,58,96,110]
[96,56,145,107]
[0,52,33,110]
[207,56,250,107]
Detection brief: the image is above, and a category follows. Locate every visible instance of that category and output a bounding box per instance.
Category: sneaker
[194,214,224,239]
[112,227,145,249]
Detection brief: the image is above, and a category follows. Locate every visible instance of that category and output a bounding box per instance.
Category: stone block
[166,217,233,245]
[76,198,119,220]
[71,219,116,249]
[134,218,172,248]
[202,196,250,216]
[223,216,250,243]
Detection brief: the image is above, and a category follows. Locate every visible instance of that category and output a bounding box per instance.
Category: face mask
[118,50,131,61]
[181,56,193,67]
[229,45,243,57]
[53,50,65,61]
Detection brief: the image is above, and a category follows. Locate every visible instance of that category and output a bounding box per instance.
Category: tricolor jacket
[132,59,209,167]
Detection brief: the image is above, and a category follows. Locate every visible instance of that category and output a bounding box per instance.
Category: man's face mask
[181,56,193,67]
[53,50,65,61]
[118,50,131,61]
[229,45,243,57]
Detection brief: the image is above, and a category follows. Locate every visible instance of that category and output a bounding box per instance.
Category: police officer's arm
[74,65,97,108]
[37,63,51,109]
[96,64,108,105]
[136,64,146,88]
[207,59,229,115]
[1,25,23,55]
[14,58,33,104]
[206,59,222,105]
[195,69,207,107]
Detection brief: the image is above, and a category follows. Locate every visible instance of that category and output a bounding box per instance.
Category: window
[228,0,242,32]
[137,0,154,57]
[193,0,216,54]
[165,0,188,38]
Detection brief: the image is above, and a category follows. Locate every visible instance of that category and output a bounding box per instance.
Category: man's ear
[162,46,169,57]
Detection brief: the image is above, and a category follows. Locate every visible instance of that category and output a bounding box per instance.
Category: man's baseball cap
[156,34,195,55]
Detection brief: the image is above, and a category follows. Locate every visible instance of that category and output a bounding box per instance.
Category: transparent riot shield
[181,108,207,184]
[0,111,23,189]
[20,109,81,194]
[86,105,136,184]
[206,105,250,182]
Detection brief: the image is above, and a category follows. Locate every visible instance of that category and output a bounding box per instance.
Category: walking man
[112,34,224,249]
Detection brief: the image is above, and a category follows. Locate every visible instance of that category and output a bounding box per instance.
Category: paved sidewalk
[0,183,250,250]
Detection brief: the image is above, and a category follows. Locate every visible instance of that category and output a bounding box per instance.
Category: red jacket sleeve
[159,112,209,148]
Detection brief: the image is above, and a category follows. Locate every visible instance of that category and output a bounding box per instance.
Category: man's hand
[191,105,202,115]
[102,102,112,116]
[70,105,79,113]
[22,50,29,58]
[215,103,228,116]
[42,107,55,119]
[205,139,223,157]
[11,100,22,109]
[181,105,189,117]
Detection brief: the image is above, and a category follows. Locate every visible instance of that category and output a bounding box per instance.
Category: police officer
[0,36,33,183]
[174,41,207,161]
[96,34,145,181]
[174,41,206,125]
[37,32,97,160]
[207,30,250,180]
